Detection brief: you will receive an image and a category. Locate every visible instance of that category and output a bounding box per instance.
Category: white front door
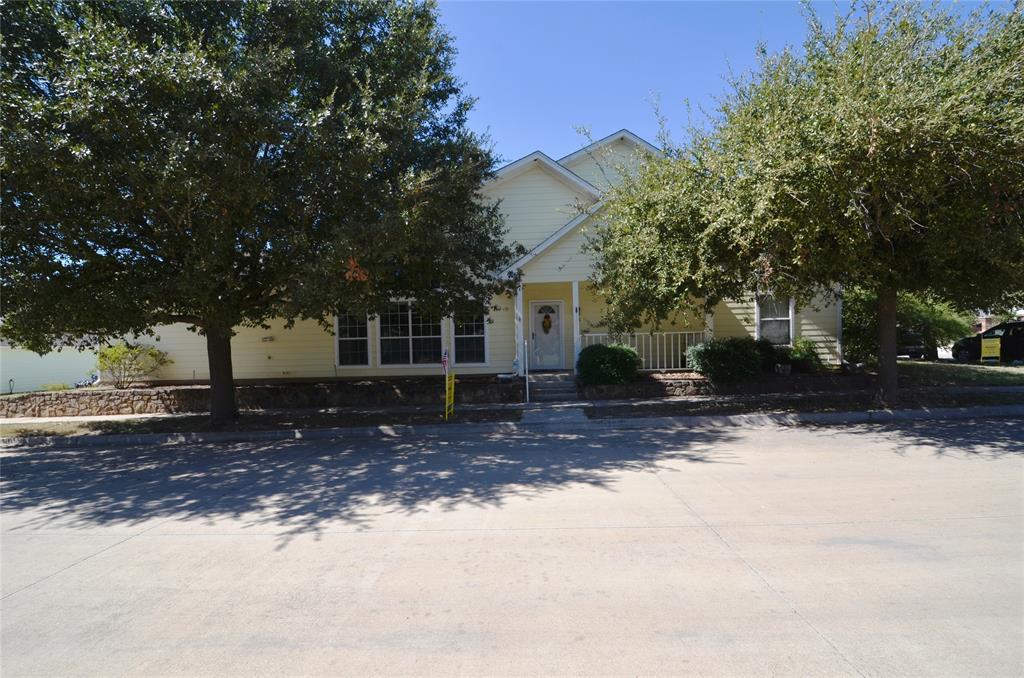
[530,301,564,370]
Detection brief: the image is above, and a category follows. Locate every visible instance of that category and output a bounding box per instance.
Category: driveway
[1,418,1021,676]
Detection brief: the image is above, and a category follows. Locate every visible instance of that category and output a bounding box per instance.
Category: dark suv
[952,320,1024,363]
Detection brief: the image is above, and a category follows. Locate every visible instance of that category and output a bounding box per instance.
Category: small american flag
[441,349,449,372]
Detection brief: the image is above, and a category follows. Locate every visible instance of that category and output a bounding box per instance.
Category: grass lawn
[0,407,522,439]
[898,360,1024,386]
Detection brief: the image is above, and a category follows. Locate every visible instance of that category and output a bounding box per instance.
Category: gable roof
[503,201,605,275]
[486,151,601,199]
[557,128,662,166]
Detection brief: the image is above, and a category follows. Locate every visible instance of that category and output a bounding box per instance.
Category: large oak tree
[592,2,1023,402]
[2,0,522,424]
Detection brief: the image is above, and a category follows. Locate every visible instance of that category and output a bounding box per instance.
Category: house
[147,129,842,383]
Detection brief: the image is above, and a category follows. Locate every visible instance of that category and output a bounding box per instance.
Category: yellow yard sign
[444,371,455,420]
[981,337,1001,362]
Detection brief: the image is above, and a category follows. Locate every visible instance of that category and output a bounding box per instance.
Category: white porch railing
[580,331,711,371]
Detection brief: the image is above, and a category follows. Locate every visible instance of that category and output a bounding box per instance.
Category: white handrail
[580,331,710,371]
[523,339,530,403]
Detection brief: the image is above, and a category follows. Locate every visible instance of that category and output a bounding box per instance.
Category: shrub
[97,342,171,388]
[754,338,791,371]
[790,337,824,373]
[686,337,761,383]
[576,343,641,385]
[41,383,71,391]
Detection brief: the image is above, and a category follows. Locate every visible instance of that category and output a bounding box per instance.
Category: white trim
[514,286,524,374]
[529,299,566,370]
[502,201,604,276]
[754,295,796,346]
[376,301,443,368]
[571,280,581,367]
[836,287,844,364]
[333,313,371,369]
[557,129,663,166]
[450,313,490,367]
[486,151,601,198]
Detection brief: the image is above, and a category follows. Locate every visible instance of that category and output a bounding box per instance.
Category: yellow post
[444,372,455,420]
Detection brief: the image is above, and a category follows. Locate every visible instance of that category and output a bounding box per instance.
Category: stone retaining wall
[578,371,875,400]
[1,377,524,418]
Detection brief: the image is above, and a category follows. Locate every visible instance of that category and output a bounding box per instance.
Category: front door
[530,301,564,370]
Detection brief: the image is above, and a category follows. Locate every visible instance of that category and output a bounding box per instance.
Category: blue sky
[438,1,825,162]
[438,1,991,164]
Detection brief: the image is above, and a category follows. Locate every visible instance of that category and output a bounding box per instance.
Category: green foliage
[592,2,1024,397]
[576,344,642,385]
[842,288,974,363]
[97,343,171,389]
[0,0,523,422]
[41,383,70,391]
[789,338,824,373]
[755,338,791,371]
[686,338,761,383]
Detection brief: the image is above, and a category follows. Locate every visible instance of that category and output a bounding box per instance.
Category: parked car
[952,320,1024,363]
[897,330,926,360]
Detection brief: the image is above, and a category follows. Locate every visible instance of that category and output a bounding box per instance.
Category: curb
[1,404,1021,450]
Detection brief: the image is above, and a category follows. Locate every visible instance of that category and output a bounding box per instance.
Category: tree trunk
[205,325,237,427]
[876,285,899,405]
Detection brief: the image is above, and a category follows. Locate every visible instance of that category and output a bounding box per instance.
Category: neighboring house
[0,343,97,393]
[146,129,842,383]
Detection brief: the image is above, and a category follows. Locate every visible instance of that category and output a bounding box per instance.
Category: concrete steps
[528,371,578,402]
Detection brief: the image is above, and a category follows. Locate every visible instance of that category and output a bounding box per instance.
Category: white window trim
[376,300,444,368]
[333,313,371,369]
[754,296,796,346]
[451,313,490,367]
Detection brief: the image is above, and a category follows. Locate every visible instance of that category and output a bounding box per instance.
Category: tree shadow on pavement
[836,417,1023,459]
[0,427,740,544]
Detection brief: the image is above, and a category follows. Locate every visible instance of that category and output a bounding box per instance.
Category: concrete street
[1,418,1022,676]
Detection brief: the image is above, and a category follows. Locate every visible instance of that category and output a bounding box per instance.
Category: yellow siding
[481,165,593,252]
[562,138,642,190]
[150,301,518,382]
[713,297,757,338]
[579,284,705,334]
[712,294,841,364]
[520,222,595,283]
[798,298,842,364]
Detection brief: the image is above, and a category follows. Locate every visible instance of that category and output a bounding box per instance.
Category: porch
[513,281,711,373]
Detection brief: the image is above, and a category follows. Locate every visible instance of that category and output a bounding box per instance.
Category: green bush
[97,342,171,388]
[576,343,641,385]
[790,337,823,373]
[754,338,791,371]
[41,383,71,391]
[686,337,761,383]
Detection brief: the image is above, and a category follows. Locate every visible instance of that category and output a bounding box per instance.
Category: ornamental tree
[592,2,1023,402]
[2,0,522,425]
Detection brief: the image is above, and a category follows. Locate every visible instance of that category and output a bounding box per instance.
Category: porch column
[572,280,581,368]
[514,284,524,375]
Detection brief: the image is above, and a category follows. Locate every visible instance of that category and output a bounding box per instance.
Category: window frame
[451,313,489,367]
[754,295,796,346]
[376,300,444,368]
[333,311,371,369]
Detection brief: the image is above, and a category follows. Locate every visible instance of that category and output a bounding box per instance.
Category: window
[336,311,369,366]
[379,302,442,365]
[454,314,487,364]
[757,296,793,345]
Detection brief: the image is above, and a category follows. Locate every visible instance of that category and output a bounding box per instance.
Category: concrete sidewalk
[2,403,1023,450]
